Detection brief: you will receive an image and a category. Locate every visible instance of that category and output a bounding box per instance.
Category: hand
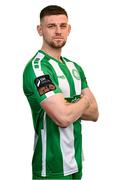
[80,93,93,107]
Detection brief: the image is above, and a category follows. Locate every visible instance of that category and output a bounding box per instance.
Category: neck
[41,45,62,61]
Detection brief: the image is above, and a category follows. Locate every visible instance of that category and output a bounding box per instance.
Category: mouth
[53,37,64,40]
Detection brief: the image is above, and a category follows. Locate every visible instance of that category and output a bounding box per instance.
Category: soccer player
[23,5,99,180]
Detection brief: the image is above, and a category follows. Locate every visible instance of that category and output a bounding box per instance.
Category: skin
[37,15,71,61]
[37,15,99,128]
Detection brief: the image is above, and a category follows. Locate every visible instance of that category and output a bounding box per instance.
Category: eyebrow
[47,23,67,26]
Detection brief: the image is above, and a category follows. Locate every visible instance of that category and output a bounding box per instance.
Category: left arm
[80,88,99,121]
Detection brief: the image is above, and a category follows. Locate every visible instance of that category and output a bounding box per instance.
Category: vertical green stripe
[41,61,59,86]
[46,115,64,174]
[73,121,82,173]
[32,130,42,177]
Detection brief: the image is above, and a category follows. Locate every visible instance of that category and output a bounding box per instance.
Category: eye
[60,24,67,29]
[47,24,56,28]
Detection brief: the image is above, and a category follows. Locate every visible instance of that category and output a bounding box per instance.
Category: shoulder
[23,51,48,76]
[63,57,83,69]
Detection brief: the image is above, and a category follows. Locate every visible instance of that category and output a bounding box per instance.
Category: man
[23,5,99,180]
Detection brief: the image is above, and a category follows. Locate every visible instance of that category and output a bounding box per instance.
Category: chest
[49,60,81,97]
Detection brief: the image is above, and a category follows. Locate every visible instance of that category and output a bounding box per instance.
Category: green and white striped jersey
[23,50,88,178]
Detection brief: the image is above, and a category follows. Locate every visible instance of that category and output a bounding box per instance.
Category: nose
[55,26,61,34]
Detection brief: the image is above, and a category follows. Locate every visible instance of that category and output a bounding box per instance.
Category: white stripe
[59,125,78,175]
[49,59,70,97]
[49,59,78,174]
[32,52,45,77]
[64,61,81,95]
[46,91,55,98]
[34,132,38,151]
[41,112,47,176]
[32,53,55,99]
[82,148,85,161]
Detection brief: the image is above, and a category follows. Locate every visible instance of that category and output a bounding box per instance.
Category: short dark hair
[40,5,68,21]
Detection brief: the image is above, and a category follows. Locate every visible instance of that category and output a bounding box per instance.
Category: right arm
[24,64,93,128]
[41,93,90,128]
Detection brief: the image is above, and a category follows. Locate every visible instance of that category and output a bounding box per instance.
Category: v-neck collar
[39,50,66,65]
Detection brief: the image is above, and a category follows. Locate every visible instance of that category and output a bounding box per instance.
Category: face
[37,15,71,49]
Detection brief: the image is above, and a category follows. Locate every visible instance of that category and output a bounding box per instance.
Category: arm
[80,88,99,121]
[41,92,92,128]
[75,64,98,121]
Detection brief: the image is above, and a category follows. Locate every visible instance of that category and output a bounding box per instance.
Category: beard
[49,40,66,49]
[44,37,67,49]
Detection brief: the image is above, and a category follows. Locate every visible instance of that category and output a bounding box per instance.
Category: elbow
[92,110,99,122]
[45,106,72,128]
[58,123,70,128]
[57,117,71,128]
[55,110,72,128]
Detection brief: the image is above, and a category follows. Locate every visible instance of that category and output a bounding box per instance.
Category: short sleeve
[23,63,62,104]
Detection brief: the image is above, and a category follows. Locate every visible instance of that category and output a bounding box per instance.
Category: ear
[37,25,43,36]
[68,24,71,36]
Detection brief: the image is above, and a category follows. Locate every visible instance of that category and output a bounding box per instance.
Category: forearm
[80,101,99,121]
[41,91,98,128]
[80,88,99,121]
[41,93,90,128]
[65,96,90,125]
